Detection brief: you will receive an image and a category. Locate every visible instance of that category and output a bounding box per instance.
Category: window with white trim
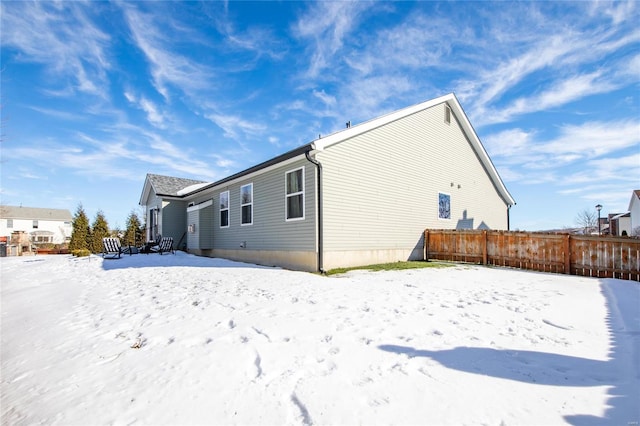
[7,219,13,228]
[285,167,304,220]
[32,220,39,229]
[220,191,229,228]
[241,183,253,225]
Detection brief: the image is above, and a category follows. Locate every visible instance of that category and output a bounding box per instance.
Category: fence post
[482,230,488,265]
[424,230,429,261]
[564,234,571,274]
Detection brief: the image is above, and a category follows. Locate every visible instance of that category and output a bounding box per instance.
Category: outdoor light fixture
[595,204,602,236]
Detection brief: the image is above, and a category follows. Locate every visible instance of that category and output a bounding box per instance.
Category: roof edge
[185,143,314,198]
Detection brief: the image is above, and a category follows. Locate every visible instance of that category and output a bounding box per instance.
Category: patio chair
[102,237,123,259]
[150,236,174,255]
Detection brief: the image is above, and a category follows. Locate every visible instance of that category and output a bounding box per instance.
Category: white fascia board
[138,177,153,206]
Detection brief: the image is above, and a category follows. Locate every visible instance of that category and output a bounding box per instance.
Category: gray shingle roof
[147,174,208,197]
[0,206,72,221]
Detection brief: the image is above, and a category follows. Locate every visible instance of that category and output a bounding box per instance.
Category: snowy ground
[1,252,639,425]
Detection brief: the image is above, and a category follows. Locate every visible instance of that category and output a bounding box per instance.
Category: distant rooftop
[0,205,72,221]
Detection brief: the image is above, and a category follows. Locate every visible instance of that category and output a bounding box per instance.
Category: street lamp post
[595,204,602,236]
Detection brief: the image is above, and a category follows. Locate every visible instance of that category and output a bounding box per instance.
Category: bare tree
[575,209,598,235]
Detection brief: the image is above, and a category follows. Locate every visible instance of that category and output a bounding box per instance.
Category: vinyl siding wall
[161,200,188,246]
[187,209,200,250]
[185,158,318,270]
[317,102,509,269]
[198,203,214,249]
[186,201,214,250]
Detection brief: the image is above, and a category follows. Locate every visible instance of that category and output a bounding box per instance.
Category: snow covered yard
[1,252,638,425]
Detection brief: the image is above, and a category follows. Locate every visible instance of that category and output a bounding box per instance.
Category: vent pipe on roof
[346,121,351,128]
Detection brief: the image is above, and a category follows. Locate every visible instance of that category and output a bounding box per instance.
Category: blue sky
[1,1,638,231]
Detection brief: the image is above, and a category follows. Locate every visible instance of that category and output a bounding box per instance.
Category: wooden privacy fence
[424,229,640,281]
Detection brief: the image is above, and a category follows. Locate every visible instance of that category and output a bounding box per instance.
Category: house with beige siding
[139,93,515,271]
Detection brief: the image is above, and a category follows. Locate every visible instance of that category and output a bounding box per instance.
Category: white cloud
[293,2,369,78]
[213,156,236,169]
[268,136,280,147]
[596,0,638,25]
[210,6,286,62]
[27,106,85,121]
[460,34,577,111]
[1,1,111,97]
[539,120,640,158]
[493,166,523,183]
[312,90,337,108]
[618,53,640,78]
[139,98,166,129]
[121,4,213,100]
[344,13,456,76]
[485,119,639,167]
[482,72,615,125]
[342,75,413,119]
[453,4,640,125]
[124,91,136,103]
[0,125,220,183]
[483,129,534,158]
[483,118,640,206]
[205,112,266,141]
[123,90,167,128]
[562,153,640,185]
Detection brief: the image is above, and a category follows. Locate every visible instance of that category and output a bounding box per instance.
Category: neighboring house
[139,174,209,246]
[609,212,631,237]
[139,93,516,271]
[0,205,73,245]
[629,189,640,236]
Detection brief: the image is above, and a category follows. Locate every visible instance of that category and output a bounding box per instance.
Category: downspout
[507,205,511,231]
[305,150,324,274]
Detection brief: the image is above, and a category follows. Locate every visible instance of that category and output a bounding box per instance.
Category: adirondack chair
[102,237,123,259]
[150,236,174,255]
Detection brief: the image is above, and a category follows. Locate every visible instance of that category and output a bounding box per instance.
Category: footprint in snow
[251,352,263,380]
